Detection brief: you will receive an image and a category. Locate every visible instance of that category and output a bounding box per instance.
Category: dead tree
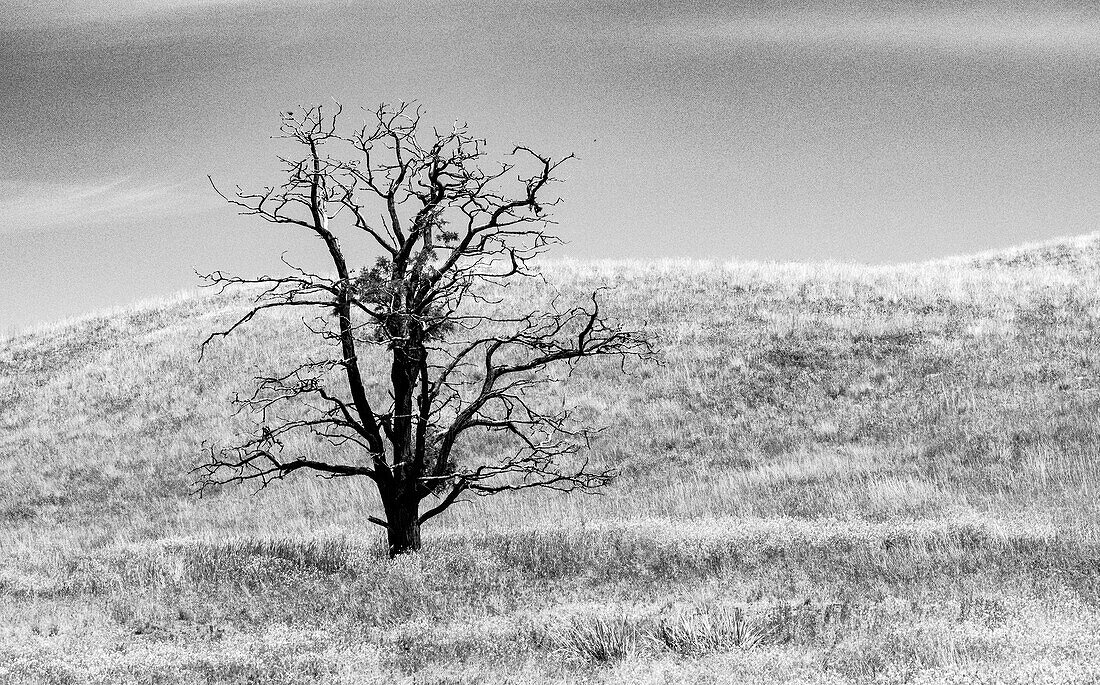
[195,103,652,556]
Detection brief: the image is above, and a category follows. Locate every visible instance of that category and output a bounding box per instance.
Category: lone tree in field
[196,103,651,555]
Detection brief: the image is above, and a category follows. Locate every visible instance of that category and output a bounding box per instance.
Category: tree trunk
[384,498,422,557]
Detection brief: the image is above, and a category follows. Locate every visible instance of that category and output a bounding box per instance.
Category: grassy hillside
[3,236,1100,683]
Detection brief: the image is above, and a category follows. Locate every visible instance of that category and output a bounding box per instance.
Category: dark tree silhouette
[195,103,652,556]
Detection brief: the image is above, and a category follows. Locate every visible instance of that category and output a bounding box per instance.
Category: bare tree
[195,103,652,556]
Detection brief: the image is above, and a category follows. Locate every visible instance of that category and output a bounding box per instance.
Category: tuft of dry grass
[557,615,640,663]
[649,605,777,655]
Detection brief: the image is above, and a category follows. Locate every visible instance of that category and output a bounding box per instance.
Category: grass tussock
[649,605,778,655]
[5,235,1100,682]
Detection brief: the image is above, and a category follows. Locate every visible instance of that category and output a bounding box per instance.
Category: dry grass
[4,235,1100,682]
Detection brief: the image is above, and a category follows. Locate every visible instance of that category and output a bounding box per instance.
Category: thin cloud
[0,178,190,234]
[652,9,1100,57]
[3,0,256,28]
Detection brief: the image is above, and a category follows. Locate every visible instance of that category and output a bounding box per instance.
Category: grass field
[4,234,1100,683]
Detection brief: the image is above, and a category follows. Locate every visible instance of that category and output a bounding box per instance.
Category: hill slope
[944,231,1100,272]
[3,237,1100,683]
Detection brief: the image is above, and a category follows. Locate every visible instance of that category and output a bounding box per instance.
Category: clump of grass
[556,614,639,662]
[650,605,776,655]
[556,602,848,663]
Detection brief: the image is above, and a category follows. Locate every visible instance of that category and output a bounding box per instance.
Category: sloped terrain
[3,239,1100,683]
[954,231,1100,272]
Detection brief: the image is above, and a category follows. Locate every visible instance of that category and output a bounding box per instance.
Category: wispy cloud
[651,9,1100,57]
[3,0,256,28]
[0,178,191,234]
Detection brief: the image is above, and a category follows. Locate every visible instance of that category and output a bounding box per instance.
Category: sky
[1,0,1099,331]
